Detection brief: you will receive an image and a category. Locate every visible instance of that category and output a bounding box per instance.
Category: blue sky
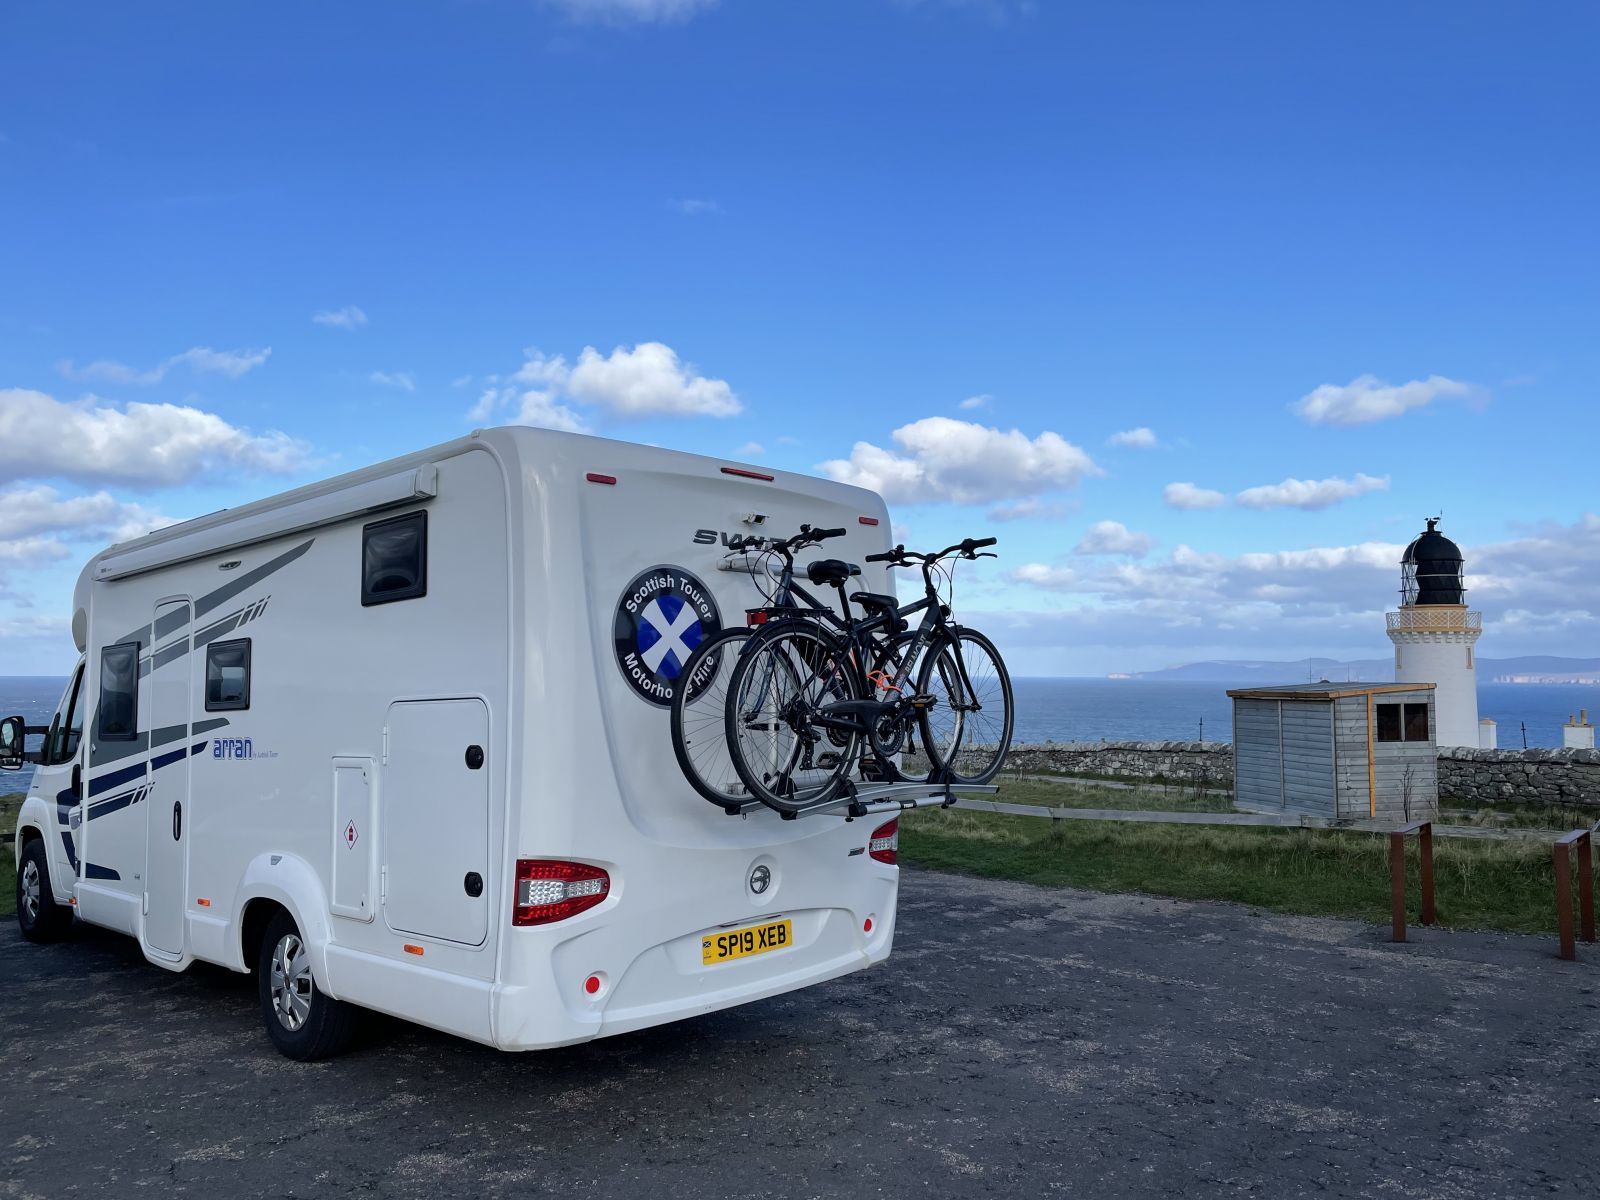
[2,0,1596,675]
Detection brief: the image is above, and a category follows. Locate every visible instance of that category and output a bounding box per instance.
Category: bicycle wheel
[725,622,864,814]
[670,626,755,808]
[916,626,1014,785]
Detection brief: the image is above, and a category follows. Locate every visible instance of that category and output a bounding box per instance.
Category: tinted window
[362,510,427,606]
[1403,703,1430,742]
[98,643,140,741]
[206,639,251,711]
[1375,703,1402,743]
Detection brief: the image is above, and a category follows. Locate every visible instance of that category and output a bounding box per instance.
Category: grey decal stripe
[91,717,228,766]
[91,730,150,766]
[196,539,313,618]
[153,605,190,640]
[194,612,244,648]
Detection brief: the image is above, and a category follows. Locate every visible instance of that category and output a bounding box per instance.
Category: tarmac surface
[3,869,1599,1198]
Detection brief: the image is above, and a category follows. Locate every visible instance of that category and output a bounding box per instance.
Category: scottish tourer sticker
[613,565,721,707]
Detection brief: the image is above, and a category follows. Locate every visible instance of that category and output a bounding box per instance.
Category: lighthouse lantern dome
[1400,517,1465,606]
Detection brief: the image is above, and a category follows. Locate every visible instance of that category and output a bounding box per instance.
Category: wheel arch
[231,853,336,991]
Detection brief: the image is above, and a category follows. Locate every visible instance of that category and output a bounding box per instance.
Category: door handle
[463,871,483,898]
[172,800,182,841]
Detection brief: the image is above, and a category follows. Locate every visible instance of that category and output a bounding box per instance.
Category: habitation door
[382,699,490,946]
[145,598,192,956]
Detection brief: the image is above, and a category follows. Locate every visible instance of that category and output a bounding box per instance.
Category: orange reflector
[404,944,425,956]
[196,898,211,907]
[68,896,77,906]
[858,516,880,526]
[586,472,617,485]
[721,466,774,481]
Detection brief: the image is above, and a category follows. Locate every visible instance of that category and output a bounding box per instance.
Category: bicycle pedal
[816,752,841,770]
[859,758,890,782]
[908,694,939,709]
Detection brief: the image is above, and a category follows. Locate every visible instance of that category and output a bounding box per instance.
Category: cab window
[45,663,87,765]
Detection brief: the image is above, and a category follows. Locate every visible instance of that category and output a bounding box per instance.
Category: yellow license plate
[702,918,793,965]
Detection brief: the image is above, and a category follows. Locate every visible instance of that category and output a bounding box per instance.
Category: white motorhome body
[12,426,901,1052]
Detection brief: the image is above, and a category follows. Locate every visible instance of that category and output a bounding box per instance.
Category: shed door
[1280,702,1335,816]
[1234,699,1284,810]
[382,699,489,946]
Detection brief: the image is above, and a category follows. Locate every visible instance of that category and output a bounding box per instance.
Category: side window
[1403,703,1430,742]
[45,665,86,764]
[206,639,252,711]
[97,642,140,741]
[361,510,427,606]
[1375,703,1402,743]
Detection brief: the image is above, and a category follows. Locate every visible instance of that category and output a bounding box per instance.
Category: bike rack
[721,771,998,821]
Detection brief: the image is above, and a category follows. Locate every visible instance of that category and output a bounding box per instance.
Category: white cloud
[469,342,739,430]
[451,374,473,389]
[312,305,368,330]
[1108,427,1157,449]
[0,485,177,543]
[0,389,309,487]
[1235,473,1389,511]
[567,343,739,417]
[546,0,718,23]
[59,346,271,385]
[987,498,1073,523]
[818,417,1099,505]
[1164,481,1226,510]
[735,441,765,458]
[959,394,992,411]
[1009,563,1076,588]
[669,198,724,216]
[1294,374,1477,427]
[0,536,71,566]
[1075,520,1153,557]
[369,371,416,392]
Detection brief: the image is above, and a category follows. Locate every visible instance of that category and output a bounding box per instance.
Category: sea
[2,675,1595,794]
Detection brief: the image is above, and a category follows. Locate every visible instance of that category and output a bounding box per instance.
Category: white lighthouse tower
[1386,518,1483,747]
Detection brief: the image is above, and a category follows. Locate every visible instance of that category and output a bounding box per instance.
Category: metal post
[1555,843,1575,961]
[1419,823,1435,926]
[1390,831,1407,943]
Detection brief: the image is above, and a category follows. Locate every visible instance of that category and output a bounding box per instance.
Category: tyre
[670,626,755,808]
[916,626,1014,786]
[257,910,359,1061]
[725,621,864,814]
[16,838,73,944]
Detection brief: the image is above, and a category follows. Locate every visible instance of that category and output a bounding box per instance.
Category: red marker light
[586,473,617,485]
[863,917,874,934]
[584,974,602,995]
[858,516,880,526]
[721,466,774,481]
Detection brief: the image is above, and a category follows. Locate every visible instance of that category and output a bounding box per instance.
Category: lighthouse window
[1376,702,1431,743]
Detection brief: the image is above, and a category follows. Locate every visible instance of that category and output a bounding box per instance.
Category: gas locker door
[382,699,490,946]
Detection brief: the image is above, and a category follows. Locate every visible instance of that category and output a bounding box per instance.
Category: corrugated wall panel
[1234,699,1283,810]
[1280,701,1335,816]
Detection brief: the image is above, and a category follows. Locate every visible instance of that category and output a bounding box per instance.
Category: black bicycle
[723,537,1015,814]
[670,525,893,809]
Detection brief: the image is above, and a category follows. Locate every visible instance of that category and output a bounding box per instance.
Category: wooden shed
[1226,682,1439,822]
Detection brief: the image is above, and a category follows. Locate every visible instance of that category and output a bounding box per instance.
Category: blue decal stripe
[89,760,149,797]
[87,786,146,821]
[84,862,120,881]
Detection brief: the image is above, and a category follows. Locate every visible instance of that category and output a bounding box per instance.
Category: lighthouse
[1386,518,1483,747]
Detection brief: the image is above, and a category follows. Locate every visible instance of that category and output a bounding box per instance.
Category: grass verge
[902,803,1567,934]
[2,792,23,918]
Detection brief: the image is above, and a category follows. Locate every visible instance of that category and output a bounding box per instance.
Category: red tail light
[745,609,769,626]
[512,860,610,926]
[868,818,899,865]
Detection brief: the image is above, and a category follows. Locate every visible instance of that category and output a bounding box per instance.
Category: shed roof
[1225,681,1438,701]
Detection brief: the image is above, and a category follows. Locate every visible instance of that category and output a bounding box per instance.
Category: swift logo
[693,529,780,552]
[612,565,722,707]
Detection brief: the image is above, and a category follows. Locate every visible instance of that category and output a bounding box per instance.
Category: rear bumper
[489,878,897,1051]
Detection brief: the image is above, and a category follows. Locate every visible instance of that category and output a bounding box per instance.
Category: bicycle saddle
[848,591,900,617]
[806,558,861,586]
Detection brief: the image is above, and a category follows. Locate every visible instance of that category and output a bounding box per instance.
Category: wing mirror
[0,714,25,771]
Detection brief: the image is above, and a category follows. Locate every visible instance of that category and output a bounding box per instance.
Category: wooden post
[1390,831,1407,943]
[1579,832,1595,945]
[1419,823,1435,926]
[1555,842,1575,961]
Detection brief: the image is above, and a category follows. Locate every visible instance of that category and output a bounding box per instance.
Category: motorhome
[7,427,908,1059]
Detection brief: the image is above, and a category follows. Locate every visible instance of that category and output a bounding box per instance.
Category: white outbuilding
[1386,518,1483,748]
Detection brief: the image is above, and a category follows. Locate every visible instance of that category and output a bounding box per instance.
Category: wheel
[725,621,864,814]
[670,626,756,808]
[257,910,359,1061]
[16,838,73,943]
[916,626,1014,786]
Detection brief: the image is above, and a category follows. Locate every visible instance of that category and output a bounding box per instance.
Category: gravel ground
[3,869,1599,1198]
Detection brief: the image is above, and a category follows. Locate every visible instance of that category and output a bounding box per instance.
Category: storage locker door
[382,699,490,946]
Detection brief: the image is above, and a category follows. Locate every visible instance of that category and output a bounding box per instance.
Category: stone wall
[1436,747,1600,808]
[1000,741,1234,787]
[998,741,1600,807]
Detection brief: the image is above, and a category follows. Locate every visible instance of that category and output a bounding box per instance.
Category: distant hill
[1128,656,1600,684]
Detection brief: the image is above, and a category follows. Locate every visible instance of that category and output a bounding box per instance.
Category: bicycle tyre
[916,625,1014,785]
[670,626,757,808]
[725,621,864,814]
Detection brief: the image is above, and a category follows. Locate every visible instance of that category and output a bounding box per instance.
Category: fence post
[1554,829,1594,961]
[1390,821,1434,944]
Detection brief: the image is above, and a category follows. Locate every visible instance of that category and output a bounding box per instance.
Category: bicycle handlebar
[865,536,1000,567]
